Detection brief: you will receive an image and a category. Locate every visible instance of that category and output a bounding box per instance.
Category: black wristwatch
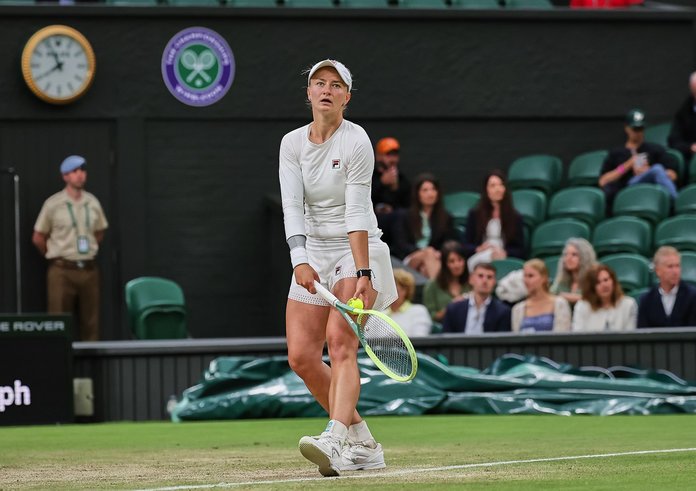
[356,269,372,279]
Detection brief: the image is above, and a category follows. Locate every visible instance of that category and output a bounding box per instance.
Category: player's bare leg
[286,299,362,423]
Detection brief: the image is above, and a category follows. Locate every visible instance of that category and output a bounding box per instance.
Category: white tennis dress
[279,119,397,310]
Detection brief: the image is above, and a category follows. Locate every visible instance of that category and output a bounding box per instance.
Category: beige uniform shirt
[34,189,109,261]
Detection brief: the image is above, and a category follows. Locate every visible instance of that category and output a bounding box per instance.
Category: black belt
[50,258,96,270]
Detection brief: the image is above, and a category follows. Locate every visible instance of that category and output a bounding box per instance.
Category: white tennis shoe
[298,433,344,477]
[340,438,386,471]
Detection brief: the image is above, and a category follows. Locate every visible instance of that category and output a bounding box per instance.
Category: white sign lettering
[12,321,65,333]
[0,380,31,412]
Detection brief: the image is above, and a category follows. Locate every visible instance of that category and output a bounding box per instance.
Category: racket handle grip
[313,281,338,306]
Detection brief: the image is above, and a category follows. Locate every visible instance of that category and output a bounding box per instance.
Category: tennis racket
[313,281,418,382]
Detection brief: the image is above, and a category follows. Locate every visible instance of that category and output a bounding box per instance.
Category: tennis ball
[347,298,364,310]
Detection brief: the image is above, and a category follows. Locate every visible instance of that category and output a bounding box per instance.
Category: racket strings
[358,313,413,379]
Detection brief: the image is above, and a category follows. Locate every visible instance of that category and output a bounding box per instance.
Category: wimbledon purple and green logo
[161,27,235,107]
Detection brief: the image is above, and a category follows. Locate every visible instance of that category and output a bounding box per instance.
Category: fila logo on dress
[332,159,341,169]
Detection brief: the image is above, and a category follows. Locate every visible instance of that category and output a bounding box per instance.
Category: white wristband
[290,247,309,269]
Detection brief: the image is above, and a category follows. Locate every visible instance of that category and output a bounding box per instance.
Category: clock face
[21,25,96,104]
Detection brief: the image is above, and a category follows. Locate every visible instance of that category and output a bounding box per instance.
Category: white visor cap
[307,59,352,92]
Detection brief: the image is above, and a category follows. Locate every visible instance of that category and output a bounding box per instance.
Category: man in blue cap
[32,155,109,341]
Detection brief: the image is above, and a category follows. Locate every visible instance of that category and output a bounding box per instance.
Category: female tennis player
[279,59,397,477]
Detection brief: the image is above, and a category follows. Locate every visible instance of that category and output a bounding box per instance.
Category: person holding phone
[599,108,679,213]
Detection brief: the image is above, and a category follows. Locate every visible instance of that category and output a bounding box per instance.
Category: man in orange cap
[372,137,411,246]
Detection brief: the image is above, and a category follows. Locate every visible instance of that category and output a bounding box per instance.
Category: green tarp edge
[171,352,696,421]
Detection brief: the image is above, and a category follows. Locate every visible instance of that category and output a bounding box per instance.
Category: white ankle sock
[324,419,348,441]
[348,420,374,442]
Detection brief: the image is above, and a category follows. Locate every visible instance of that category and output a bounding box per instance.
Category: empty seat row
[446,183,696,243]
[509,147,696,196]
[531,215,696,259]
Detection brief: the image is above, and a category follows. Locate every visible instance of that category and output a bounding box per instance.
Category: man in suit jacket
[442,262,512,334]
[638,246,696,328]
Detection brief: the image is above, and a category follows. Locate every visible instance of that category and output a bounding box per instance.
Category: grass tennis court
[1,415,695,490]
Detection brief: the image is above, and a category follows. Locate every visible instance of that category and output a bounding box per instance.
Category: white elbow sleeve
[345,184,371,232]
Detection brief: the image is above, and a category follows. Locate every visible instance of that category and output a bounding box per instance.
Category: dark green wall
[0,5,694,338]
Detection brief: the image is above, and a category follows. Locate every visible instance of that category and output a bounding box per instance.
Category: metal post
[2,167,21,313]
[14,173,21,313]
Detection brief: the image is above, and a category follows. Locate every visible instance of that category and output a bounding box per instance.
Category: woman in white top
[386,269,432,337]
[279,59,397,477]
[463,170,526,271]
[572,264,637,332]
[512,259,572,333]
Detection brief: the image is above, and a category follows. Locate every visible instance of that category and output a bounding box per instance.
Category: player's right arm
[279,132,319,294]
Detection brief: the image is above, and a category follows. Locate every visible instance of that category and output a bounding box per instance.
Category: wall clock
[21,25,96,105]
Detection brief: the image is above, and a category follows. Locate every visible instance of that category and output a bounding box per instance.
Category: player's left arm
[345,133,375,306]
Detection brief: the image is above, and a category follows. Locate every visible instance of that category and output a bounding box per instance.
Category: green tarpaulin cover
[172,353,696,421]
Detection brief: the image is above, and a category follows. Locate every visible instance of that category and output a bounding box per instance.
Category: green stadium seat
[339,0,388,6]
[229,0,278,5]
[166,0,224,7]
[512,189,547,229]
[676,184,696,215]
[105,0,160,4]
[654,215,696,252]
[612,184,670,226]
[664,148,685,186]
[508,154,563,195]
[543,255,560,278]
[168,0,221,4]
[629,286,650,302]
[568,150,608,187]
[592,216,652,257]
[680,251,696,286]
[600,253,651,293]
[125,277,188,339]
[505,0,552,8]
[547,187,605,227]
[531,218,591,258]
[644,122,671,147]
[443,191,480,232]
[283,0,335,6]
[450,0,500,7]
[492,258,525,281]
[0,0,36,4]
[396,0,448,7]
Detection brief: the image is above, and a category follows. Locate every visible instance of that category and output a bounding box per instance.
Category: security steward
[32,155,109,341]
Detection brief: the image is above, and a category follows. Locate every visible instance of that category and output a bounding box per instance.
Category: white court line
[134,447,696,491]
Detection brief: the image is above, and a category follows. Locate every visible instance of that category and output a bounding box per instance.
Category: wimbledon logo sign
[161,27,235,107]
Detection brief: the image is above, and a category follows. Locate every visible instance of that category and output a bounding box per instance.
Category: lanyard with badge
[66,201,91,255]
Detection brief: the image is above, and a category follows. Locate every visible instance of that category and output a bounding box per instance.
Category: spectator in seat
[423,240,469,323]
[442,262,511,334]
[572,264,637,332]
[512,259,571,333]
[391,173,457,280]
[668,71,696,178]
[550,238,598,307]
[638,246,696,328]
[599,108,679,213]
[384,269,432,337]
[463,170,526,272]
[371,137,410,247]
